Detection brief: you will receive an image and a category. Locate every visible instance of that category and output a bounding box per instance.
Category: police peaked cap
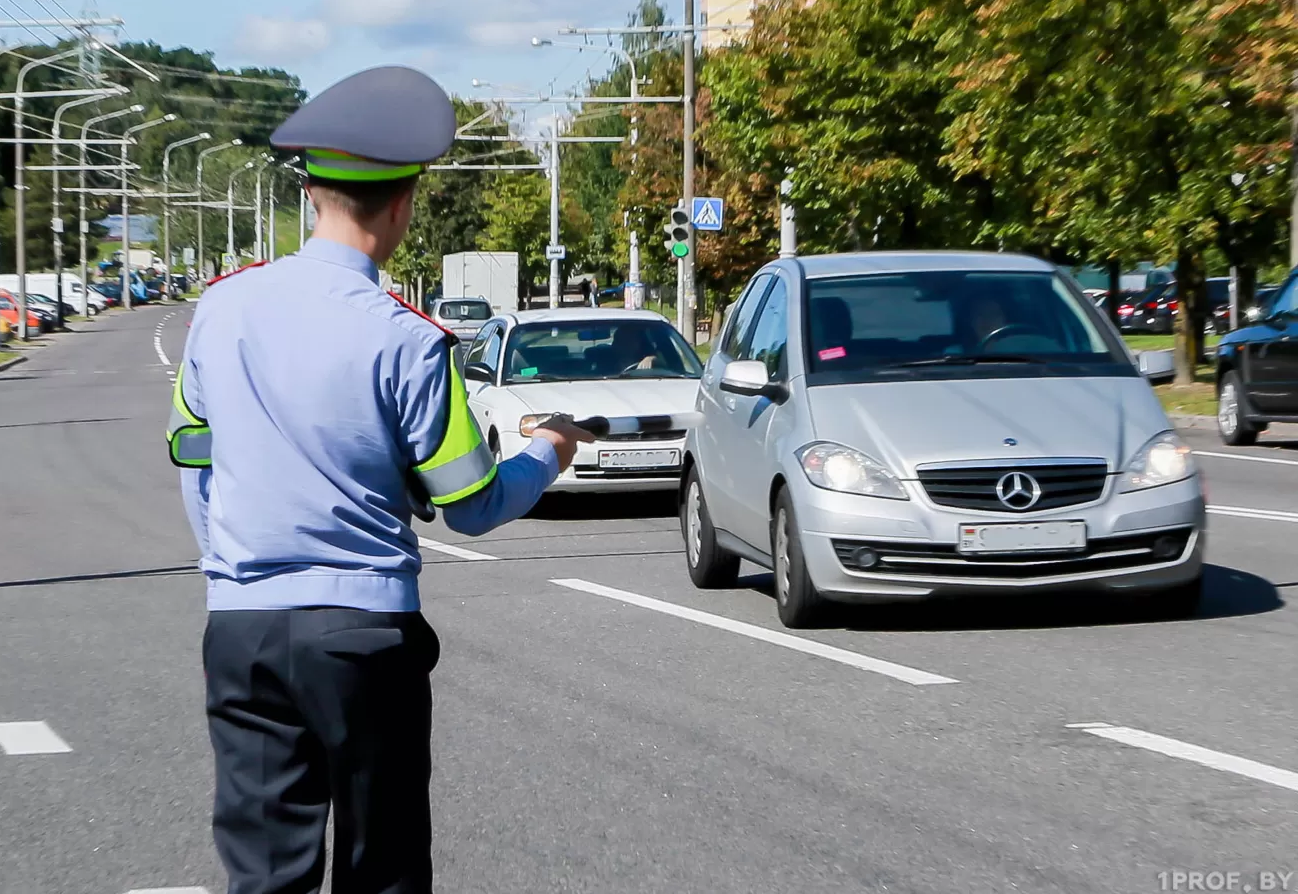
[271,66,457,182]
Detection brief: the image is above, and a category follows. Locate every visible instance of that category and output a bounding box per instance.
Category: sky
[84,0,655,104]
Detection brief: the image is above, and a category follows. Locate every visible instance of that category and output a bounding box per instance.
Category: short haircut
[306,174,420,221]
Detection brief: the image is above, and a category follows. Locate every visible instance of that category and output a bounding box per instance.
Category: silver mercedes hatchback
[680,252,1206,629]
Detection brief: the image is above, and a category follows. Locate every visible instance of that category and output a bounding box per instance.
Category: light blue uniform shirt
[179,237,559,613]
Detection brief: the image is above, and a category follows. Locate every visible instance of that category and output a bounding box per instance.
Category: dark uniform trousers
[203,607,441,894]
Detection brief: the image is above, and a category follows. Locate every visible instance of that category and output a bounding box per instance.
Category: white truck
[442,251,519,315]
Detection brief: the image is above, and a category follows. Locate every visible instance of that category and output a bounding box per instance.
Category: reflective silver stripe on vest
[167,404,212,466]
[415,439,497,505]
[172,428,213,465]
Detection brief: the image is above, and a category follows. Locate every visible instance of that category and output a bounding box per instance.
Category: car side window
[720,274,773,359]
[482,326,504,372]
[465,324,495,365]
[739,277,790,380]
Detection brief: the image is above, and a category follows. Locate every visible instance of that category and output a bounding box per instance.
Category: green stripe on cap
[305,149,423,182]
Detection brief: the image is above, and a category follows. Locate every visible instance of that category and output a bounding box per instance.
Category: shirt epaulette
[387,291,460,347]
[207,261,270,289]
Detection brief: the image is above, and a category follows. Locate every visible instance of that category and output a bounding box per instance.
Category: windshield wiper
[882,355,1050,369]
[613,370,693,379]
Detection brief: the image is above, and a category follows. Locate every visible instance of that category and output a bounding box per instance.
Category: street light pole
[253,154,272,262]
[52,93,116,328]
[228,161,255,269]
[196,140,243,288]
[681,0,697,345]
[121,115,176,310]
[549,105,562,309]
[15,47,84,340]
[163,133,212,299]
[80,106,142,315]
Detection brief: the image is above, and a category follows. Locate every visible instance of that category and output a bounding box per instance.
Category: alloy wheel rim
[775,509,790,606]
[686,482,703,568]
[1219,382,1238,435]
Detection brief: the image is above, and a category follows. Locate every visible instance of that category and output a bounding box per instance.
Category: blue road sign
[691,197,725,232]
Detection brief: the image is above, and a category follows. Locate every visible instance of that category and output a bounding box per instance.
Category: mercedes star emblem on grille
[995,471,1042,510]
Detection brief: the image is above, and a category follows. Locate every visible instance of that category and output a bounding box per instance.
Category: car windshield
[438,301,492,322]
[804,270,1130,383]
[503,319,704,383]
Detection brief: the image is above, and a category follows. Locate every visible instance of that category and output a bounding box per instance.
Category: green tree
[481,171,550,296]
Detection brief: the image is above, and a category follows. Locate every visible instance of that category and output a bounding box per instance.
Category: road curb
[0,353,29,372]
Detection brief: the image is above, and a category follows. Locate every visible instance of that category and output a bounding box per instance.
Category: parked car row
[1114,278,1277,336]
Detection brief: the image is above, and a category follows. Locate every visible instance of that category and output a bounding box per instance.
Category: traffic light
[663,204,691,259]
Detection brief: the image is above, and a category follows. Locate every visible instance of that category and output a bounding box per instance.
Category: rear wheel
[681,465,739,589]
[1217,371,1258,446]
[772,488,824,629]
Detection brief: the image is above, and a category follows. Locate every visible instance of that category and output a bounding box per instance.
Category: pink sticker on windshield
[818,347,847,361]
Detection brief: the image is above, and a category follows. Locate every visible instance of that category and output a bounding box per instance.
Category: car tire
[1148,576,1202,621]
[1217,370,1258,446]
[681,465,739,590]
[771,487,823,629]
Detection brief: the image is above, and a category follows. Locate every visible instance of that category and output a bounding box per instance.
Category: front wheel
[681,466,739,589]
[771,488,824,629]
[1217,371,1258,446]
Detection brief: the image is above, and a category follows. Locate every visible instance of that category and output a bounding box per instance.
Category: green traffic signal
[671,242,690,259]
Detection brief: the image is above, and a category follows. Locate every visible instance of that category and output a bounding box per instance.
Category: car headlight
[797,442,908,500]
[1120,431,1196,492]
[519,414,570,436]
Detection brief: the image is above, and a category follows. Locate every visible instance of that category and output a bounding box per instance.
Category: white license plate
[598,449,680,470]
[958,521,1087,555]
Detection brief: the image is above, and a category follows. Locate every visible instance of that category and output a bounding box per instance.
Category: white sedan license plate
[958,521,1087,555]
[598,449,680,470]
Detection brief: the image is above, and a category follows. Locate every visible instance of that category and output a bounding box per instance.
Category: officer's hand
[531,419,595,472]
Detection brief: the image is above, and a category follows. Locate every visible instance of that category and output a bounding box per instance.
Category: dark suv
[1216,269,1298,445]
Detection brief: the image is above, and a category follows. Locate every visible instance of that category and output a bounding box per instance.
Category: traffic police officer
[168,65,592,894]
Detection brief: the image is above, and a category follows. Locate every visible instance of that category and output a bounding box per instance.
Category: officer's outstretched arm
[438,421,594,536]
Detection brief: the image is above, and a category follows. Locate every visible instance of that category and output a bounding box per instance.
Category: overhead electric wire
[0,0,61,45]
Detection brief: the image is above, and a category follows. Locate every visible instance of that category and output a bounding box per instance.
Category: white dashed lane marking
[550,578,959,686]
[1068,723,1298,794]
[1195,449,1298,468]
[155,310,177,371]
[1208,504,1298,525]
[0,720,72,755]
[417,537,498,561]
[123,888,211,894]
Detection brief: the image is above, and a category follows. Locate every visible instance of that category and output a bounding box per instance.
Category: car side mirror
[463,362,494,383]
[719,359,788,402]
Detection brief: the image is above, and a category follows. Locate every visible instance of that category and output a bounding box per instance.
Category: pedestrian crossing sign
[691,197,724,232]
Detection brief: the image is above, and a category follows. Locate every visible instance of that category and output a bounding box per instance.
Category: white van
[0,273,100,315]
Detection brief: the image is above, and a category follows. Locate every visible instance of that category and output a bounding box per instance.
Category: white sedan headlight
[1120,431,1196,492]
[797,442,908,500]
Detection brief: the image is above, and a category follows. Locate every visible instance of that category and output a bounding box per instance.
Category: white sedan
[461,308,704,493]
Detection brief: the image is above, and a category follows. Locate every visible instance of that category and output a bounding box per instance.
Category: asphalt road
[1,304,1294,894]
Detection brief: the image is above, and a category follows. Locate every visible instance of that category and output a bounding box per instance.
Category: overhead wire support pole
[550,103,562,309]
[0,17,123,28]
